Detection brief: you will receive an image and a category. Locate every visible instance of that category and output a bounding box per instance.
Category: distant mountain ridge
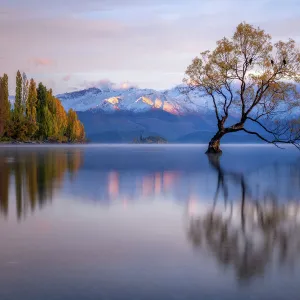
[8,85,299,144]
[54,85,298,143]
[57,85,210,115]
[76,109,264,143]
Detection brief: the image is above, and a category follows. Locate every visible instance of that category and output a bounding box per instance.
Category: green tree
[1,71,86,143]
[5,71,28,141]
[2,74,10,126]
[36,82,47,139]
[184,22,300,153]
[26,79,38,138]
[22,72,29,113]
[0,77,4,137]
[0,74,10,138]
[14,70,23,121]
[43,106,54,137]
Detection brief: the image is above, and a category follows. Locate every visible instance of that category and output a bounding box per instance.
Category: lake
[0,144,300,300]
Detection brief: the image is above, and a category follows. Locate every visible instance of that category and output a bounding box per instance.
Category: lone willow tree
[184,22,300,154]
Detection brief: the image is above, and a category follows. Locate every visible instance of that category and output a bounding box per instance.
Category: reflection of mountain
[66,150,300,206]
[1,146,299,222]
[186,154,300,284]
[0,148,83,220]
[68,169,183,204]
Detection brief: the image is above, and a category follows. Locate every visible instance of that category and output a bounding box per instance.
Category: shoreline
[0,142,283,147]
[0,141,87,145]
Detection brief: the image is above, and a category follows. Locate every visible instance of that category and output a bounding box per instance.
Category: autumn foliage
[0,71,85,143]
[185,22,300,153]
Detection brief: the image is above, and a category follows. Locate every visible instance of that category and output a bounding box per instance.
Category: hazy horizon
[1,0,300,94]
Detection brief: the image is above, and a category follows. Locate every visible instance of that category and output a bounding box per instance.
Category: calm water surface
[0,145,300,300]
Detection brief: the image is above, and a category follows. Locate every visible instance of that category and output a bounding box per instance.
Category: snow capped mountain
[56,86,209,115]
[56,85,299,143]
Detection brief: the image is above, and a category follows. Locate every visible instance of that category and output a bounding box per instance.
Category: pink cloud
[118,81,137,90]
[80,79,115,90]
[79,79,138,91]
[63,74,71,81]
[32,58,53,66]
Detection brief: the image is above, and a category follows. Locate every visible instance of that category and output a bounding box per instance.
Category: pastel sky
[1,0,300,94]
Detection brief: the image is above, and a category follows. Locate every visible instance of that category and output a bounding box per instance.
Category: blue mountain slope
[77,110,268,143]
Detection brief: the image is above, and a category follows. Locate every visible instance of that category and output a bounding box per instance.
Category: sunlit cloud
[63,74,71,81]
[118,82,137,90]
[80,79,115,90]
[80,79,137,90]
[32,58,53,67]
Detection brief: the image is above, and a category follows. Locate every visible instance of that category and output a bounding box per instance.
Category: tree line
[0,71,85,142]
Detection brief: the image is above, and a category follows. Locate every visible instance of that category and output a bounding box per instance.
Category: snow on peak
[57,85,209,114]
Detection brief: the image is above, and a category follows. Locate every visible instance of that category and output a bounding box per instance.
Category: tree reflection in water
[0,148,83,220]
[187,154,300,283]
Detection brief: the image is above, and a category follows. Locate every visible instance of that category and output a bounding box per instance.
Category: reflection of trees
[0,148,83,220]
[0,156,10,215]
[187,154,300,283]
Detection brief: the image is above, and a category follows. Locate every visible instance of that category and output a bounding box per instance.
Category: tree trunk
[206,131,225,154]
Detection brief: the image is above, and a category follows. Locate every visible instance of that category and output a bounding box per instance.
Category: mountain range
[56,85,209,114]
[57,86,263,143]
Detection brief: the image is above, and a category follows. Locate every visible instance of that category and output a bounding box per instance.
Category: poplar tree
[67,109,78,141]
[2,74,10,119]
[14,70,23,120]
[67,109,85,142]
[1,71,85,143]
[26,79,38,137]
[0,77,4,136]
[26,79,37,121]
[22,72,29,110]
[37,82,47,138]
[0,74,11,137]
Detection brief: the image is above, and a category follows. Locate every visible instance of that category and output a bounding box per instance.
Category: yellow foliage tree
[184,22,300,153]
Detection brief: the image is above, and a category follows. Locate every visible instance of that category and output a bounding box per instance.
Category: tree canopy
[0,71,85,143]
[184,22,300,153]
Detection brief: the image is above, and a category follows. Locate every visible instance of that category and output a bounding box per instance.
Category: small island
[133,135,167,144]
